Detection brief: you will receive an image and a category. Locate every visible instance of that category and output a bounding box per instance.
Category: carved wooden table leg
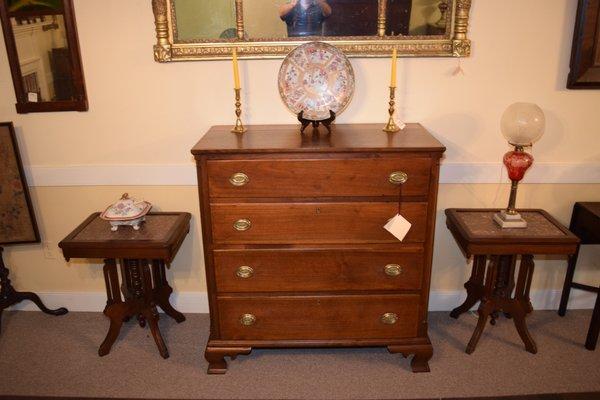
[465,256,498,354]
[0,247,68,333]
[141,260,169,359]
[99,259,133,357]
[205,347,252,374]
[126,259,146,328]
[462,254,539,354]
[450,255,486,319]
[510,255,537,353]
[490,255,517,326]
[152,260,185,323]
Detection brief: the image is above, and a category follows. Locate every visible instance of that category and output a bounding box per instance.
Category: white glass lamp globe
[500,102,546,146]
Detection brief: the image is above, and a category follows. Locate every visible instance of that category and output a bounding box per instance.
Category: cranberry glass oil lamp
[493,103,545,228]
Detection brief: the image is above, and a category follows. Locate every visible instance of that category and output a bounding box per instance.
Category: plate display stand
[298,110,336,134]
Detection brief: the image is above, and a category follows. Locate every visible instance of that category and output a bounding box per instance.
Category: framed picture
[568,0,600,89]
[0,122,40,245]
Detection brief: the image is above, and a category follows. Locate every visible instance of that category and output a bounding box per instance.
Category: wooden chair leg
[559,246,580,317]
[585,286,600,351]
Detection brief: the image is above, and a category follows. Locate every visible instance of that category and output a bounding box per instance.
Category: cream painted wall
[0,0,599,307]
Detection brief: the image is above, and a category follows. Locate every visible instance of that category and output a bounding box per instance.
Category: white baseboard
[7,289,597,313]
[24,162,600,187]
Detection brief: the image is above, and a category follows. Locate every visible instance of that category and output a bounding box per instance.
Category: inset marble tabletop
[60,212,190,262]
[445,209,579,257]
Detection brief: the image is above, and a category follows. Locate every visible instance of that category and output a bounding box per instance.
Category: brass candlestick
[383,86,401,133]
[231,88,247,134]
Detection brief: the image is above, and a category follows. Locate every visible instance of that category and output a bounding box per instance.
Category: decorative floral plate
[278,42,355,121]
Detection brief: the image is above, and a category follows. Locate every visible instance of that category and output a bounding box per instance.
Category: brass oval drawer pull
[229,172,249,187]
[240,313,256,326]
[381,312,398,325]
[384,264,403,277]
[233,219,252,231]
[389,171,408,185]
[236,266,254,279]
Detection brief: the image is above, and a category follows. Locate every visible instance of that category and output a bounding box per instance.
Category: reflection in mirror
[242,0,449,39]
[11,14,72,102]
[174,0,236,40]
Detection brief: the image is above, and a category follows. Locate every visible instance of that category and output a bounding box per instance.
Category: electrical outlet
[43,242,56,260]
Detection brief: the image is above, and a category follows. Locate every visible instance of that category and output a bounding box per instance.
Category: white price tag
[27,92,38,102]
[384,213,412,242]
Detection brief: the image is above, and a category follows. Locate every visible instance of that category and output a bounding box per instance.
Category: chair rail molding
[24,162,600,187]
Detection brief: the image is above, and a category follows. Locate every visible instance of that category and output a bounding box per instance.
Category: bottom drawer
[218,294,420,340]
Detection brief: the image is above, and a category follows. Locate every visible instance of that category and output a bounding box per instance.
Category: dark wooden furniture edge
[59,212,191,262]
[3,393,600,400]
[191,124,447,155]
[445,209,580,257]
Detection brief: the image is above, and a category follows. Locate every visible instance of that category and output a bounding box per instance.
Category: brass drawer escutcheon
[240,313,256,326]
[236,266,254,279]
[233,219,252,231]
[380,312,398,325]
[389,171,408,185]
[229,172,249,187]
[384,264,403,276]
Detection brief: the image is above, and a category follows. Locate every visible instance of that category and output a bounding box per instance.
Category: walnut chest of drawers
[192,123,445,374]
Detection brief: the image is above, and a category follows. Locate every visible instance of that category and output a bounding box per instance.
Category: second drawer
[211,202,428,244]
[213,249,424,292]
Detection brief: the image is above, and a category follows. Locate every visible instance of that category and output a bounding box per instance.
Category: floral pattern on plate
[278,42,355,121]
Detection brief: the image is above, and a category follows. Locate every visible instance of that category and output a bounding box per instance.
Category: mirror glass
[174,0,237,40]
[173,0,450,41]
[7,0,77,103]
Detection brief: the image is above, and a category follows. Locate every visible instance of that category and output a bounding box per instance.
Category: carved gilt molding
[152,0,472,61]
[152,0,171,62]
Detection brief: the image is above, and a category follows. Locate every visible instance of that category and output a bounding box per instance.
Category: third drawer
[213,249,424,292]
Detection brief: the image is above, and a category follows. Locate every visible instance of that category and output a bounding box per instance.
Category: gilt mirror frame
[152,0,472,62]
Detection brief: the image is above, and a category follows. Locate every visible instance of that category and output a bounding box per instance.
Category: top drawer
[206,157,432,198]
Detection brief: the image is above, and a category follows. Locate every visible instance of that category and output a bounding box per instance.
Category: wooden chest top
[191,123,446,155]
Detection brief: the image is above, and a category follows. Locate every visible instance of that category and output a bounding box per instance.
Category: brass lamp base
[493,210,527,229]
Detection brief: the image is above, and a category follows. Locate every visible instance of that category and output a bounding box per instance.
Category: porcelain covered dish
[100,193,152,231]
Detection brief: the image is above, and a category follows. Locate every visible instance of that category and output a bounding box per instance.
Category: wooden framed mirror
[568,0,600,89]
[0,0,88,113]
[152,0,472,61]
